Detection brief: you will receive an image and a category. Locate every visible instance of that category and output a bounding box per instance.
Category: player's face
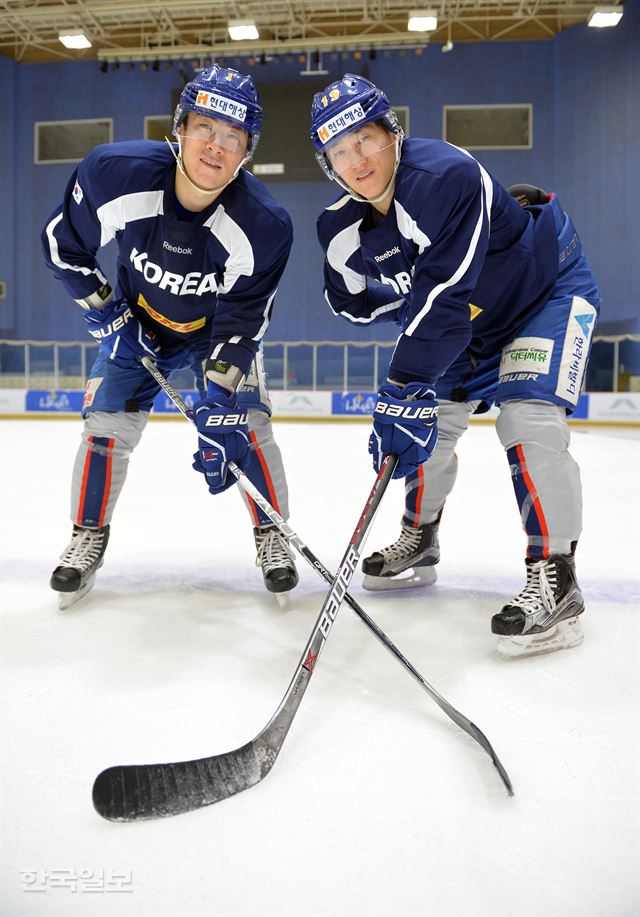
[326,122,397,200]
[179,113,249,191]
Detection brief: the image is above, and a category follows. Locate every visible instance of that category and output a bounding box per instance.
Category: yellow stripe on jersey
[136,293,207,333]
[469,303,483,321]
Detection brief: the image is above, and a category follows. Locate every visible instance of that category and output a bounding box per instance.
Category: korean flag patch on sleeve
[72,181,84,205]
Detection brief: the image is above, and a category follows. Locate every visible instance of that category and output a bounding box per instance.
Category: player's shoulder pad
[78,140,172,201]
[316,191,361,235]
[400,137,480,182]
[229,169,293,244]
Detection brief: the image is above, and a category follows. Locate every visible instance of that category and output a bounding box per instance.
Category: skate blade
[56,575,97,611]
[362,565,437,592]
[496,616,584,658]
[275,591,291,610]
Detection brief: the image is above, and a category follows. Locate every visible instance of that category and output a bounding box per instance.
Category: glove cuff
[75,283,113,312]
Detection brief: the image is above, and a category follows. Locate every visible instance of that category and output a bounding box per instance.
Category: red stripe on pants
[248,431,280,525]
[515,442,549,559]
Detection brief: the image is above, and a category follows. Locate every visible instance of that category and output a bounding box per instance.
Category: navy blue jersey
[316,138,561,383]
[42,141,293,375]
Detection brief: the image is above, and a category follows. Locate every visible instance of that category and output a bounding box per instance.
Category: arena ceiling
[0,0,625,63]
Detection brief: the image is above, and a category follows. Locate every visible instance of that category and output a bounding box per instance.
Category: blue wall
[3,0,638,343]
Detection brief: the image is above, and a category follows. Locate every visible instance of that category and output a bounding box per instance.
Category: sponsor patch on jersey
[317,102,366,144]
[500,337,554,378]
[137,293,206,333]
[82,376,103,409]
[72,181,83,205]
[555,296,597,405]
[194,91,247,123]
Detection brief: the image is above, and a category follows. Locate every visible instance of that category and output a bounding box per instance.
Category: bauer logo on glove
[204,411,248,427]
[373,401,438,421]
[86,306,135,340]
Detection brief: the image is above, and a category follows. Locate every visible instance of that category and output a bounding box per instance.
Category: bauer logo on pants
[555,297,597,405]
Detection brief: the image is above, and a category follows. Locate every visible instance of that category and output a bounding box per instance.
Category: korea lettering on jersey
[41,141,293,374]
[129,247,217,297]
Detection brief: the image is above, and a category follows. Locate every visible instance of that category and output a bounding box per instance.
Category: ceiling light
[587,5,623,26]
[228,19,259,41]
[58,29,92,49]
[408,9,438,32]
[442,40,454,53]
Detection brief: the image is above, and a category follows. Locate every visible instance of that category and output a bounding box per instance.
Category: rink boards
[0,387,638,425]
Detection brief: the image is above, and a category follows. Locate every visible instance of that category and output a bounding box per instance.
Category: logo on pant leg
[555,297,597,404]
[500,337,554,378]
[83,377,103,409]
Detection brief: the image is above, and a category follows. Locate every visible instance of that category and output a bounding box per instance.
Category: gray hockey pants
[402,399,582,560]
[69,407,290,530]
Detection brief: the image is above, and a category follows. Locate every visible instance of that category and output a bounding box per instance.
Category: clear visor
[325,127,397,177]
[179,115,249,154]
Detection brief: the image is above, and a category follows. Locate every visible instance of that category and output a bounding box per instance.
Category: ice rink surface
[1,417,639,917]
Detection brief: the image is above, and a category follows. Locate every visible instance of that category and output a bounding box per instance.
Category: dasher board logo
[332,392,377,415]
[555,297,597,405]
[26,390,84,412]
[500,337,554,377]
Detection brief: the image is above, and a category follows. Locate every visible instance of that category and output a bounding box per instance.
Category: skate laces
[255,528,294,574]
[59,528,106,571]
[378,525,423,563]
[513,560,558,616]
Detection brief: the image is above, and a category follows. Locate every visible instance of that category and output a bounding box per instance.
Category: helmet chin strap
[334,135,402,205]
[165,135,249,200]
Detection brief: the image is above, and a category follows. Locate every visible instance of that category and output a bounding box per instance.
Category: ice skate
[362,520,440,591]
[492,554,585,657]
[50,525,110,610]
[254,525,299,605]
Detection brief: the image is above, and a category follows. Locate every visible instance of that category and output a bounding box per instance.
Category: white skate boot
[361,520,440,591]
[50,525,110,610]
[492,554,585,657]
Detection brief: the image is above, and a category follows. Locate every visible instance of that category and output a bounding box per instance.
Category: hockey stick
[92,433,397,819]
[131,359,514,797]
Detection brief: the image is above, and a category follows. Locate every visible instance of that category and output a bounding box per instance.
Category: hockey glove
[192,383,251,495]
[83,299,160,369]
[369,381,439,479]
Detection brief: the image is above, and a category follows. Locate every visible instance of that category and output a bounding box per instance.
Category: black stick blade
[92,740,277,821]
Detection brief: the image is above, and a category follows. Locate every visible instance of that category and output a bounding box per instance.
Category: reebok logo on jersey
[130,248,217,296]
[163,241,193,255]
[374,246,401,262]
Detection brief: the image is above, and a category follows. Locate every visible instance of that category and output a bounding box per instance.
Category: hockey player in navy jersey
[310,74,600,657]
[42,65,298,607]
